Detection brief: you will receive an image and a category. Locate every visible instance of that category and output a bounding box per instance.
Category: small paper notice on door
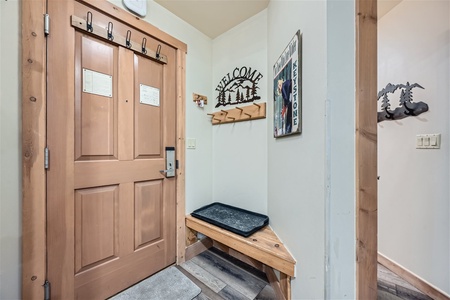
[83,69,113,98]
[140,84,160,107]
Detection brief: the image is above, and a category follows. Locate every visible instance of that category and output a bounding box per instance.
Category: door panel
[75,185,119,272]
[47,2,178,298]
[135,180,162,249]
[75,34,118,161]
[134,55,163,158]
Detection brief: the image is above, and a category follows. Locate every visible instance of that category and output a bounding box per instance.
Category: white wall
[211,10,268,214]
[267,1,357,298]
[325,0,356,298]
[378,0,450,294]
[0,0,21,299]
[267,1,327,298]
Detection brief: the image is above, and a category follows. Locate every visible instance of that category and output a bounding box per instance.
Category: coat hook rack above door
[208,102,266,125]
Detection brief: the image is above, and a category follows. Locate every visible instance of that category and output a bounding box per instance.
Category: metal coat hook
[253,103,261,109]
[126,30,132,49]
[221,110,228,114]
[236,107,243,112]
[141,37,147,54]
[86,11,93,32]
[107,22,114,41]
[156,44,161,60]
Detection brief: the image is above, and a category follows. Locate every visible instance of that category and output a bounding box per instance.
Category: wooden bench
[185,215,296,300]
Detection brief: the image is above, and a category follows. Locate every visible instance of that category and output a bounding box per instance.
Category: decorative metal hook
[141,37,147,54]
[156,44,161,60]
[107,22,114,41]
[86,11,93,33]
[126,30,132,49]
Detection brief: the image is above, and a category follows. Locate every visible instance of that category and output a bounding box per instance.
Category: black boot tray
[191,202,269,237]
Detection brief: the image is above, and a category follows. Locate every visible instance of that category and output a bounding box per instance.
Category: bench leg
[280,273,291,300]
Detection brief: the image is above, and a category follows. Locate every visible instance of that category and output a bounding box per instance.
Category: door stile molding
[355,0,378,298]
[22,0,47,299]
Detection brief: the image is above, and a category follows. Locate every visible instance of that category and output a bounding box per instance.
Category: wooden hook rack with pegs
[208,102,266,125]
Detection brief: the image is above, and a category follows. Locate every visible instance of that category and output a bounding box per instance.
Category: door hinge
[44,14,50,36]
[43,280,50,300]
[44,147,49,169]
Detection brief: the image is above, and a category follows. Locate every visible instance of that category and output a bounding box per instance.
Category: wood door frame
[21,0,377,298]
[21,1,187,299]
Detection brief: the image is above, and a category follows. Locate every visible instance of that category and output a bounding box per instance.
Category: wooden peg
[253,103,261,108]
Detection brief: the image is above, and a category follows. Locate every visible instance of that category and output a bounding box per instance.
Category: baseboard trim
[378,252,450,300]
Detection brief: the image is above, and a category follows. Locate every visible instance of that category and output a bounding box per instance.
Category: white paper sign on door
[83,68,113,98]
[140,84,160,107]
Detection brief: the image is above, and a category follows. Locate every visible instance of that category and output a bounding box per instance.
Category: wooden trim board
[378,253,450,300]
[176,50,187,264]
[21,0,47,299]
[355,0,378,298]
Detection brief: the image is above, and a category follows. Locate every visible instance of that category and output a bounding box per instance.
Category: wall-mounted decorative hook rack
[208,102,266,125]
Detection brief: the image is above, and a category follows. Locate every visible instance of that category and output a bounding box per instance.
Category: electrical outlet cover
[123,0,147,17]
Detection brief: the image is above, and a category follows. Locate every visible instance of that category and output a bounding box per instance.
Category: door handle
[160,147,175,178]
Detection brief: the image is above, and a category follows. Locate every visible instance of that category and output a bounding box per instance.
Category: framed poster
[273,30,302,138]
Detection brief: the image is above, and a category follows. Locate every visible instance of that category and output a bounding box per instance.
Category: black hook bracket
[107,22,114,41]
[126,30,132,49]
[156,44,161,60]
[86,11,93,33]
[141,37,147,54]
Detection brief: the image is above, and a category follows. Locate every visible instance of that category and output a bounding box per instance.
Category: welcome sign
[273,31,302,137]
[215,66,263,108]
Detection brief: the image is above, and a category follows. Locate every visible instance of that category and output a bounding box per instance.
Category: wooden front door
[46,1,183,298]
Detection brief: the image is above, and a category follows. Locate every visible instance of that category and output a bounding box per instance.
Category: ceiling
[154,0,403,39]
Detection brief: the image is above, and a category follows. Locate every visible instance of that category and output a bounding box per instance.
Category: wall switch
[416,134,441,149]
[187,138,196,149]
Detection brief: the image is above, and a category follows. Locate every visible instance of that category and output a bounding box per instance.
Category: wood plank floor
[178,248,276,300]
[180,248,432,300]
[378,264,432,300]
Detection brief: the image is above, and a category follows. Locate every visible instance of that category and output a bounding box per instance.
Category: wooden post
[22,0,47,298]
[355,0,378,298]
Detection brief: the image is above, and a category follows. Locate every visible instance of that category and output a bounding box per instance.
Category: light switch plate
[416,134,441,149]
[187,138,196,149]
